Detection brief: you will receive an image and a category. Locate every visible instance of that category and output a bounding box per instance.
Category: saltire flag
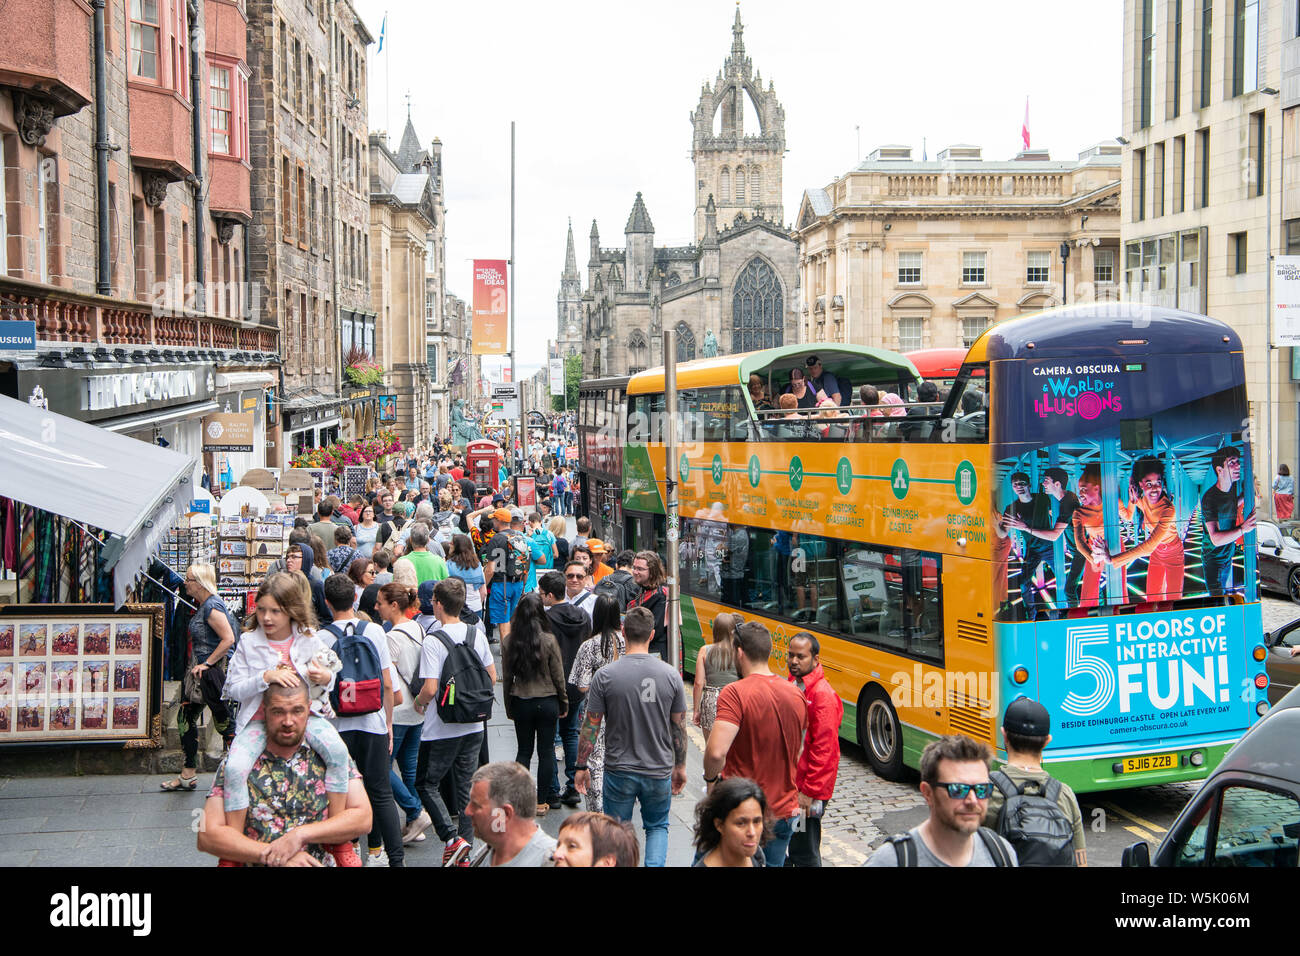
[377,13,387,53]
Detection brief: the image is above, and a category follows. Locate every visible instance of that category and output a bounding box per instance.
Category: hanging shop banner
[378,394,397,423]
[202,413,256,452]
[549,358,565,396]
[1274,256,1300,346]
[471,259,508,355]
[0,604,164,746]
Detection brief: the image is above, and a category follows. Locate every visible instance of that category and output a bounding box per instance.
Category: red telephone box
[466,439,502,494]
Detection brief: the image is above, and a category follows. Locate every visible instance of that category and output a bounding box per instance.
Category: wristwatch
[703,773,719,783]
[575,765,588,772]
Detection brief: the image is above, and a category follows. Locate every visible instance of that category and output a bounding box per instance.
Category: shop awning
[0,393,196,607]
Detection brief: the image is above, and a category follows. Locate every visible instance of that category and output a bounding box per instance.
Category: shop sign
[202,413,256,452]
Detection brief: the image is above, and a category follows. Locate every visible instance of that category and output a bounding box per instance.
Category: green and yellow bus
[620,303,1267,793]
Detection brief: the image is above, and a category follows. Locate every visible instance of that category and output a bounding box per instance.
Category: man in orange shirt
[1070,464,1113,608]
[1105,457,1185,602]
[703,621,807,867]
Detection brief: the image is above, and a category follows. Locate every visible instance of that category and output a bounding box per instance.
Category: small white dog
[309,648,343,713]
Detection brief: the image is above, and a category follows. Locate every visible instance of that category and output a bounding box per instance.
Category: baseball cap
[587,538,606,554]
[805,355,821,367]
[492,493,506,505]
[1003,697,1050,737]
[492,508,513,523]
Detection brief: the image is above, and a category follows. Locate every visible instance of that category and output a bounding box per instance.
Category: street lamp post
[1261,86,1280,517]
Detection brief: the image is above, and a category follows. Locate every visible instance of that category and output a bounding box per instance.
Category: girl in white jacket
[221,572,354,863]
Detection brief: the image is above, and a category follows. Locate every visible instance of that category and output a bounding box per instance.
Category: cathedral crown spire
[732,6,745,58]
[563,219,578,277]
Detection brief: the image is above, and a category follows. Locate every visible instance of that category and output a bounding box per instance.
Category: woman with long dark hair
[501,592,568,812]
[692,777,772,867]
[567,594,624,812]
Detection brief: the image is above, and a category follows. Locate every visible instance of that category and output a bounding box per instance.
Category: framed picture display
[0,605,163,747]
[342,465,369,500]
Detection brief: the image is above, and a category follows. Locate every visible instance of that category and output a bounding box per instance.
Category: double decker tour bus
[622,303,1266,792]
[905,347,968,392]
[576,375,629,551]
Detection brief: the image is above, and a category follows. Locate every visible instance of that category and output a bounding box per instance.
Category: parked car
[1257,520,1300,603]
[1265,617,1300,705]
[1122,682,1300,867]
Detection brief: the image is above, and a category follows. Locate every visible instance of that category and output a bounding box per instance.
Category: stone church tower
[691,9,785,242]
[555,220,583,357]
[567,10,798,380]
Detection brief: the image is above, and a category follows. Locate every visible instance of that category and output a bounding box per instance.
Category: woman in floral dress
[568,595,624,813]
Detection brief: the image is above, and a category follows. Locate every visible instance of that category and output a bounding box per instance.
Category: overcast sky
[352,0,1123,383]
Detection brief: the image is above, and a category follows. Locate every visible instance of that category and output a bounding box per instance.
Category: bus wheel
[858,686,905,780]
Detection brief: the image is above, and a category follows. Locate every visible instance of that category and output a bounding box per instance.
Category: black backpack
[593,571,631,613]
[889,827,1013,867]
[427,626,494,724]
[989,770,1075,867]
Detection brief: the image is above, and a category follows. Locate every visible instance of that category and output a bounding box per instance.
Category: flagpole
[384,11,390,144]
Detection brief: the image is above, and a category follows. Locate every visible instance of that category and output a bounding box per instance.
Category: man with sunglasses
[562,559,598,622]
[865,735,1017,867]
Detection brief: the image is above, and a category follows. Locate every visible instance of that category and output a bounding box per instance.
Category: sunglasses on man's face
[935,781,993,800]
[565,573,585,580]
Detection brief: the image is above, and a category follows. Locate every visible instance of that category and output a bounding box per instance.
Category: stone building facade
[1120,0,1297,503]
[369,120,436,449]
[572,12,798,379]
[333,2,379,443]
[445,291,479,411]
[247,0,372,465]
[0,0,277,487]
[795,143,1121,352]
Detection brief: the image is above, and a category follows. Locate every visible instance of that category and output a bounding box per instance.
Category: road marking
[1123,824,1154,841]
[1103,801,1167,834]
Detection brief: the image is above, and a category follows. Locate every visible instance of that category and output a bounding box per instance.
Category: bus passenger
[782,368,819,410]
[804,355,842,406]
[775,393,813,440]
[853,385,879,441]
[1104,457,1185,602]
[816,398,847,440]
[748,374,775,412]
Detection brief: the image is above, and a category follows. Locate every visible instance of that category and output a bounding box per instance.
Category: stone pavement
[0,665,921,867]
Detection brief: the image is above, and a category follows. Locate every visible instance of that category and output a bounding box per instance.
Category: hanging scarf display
[18,503,35,602]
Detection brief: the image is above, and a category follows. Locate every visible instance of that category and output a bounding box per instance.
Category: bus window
[696,387,747,442]
[628,393,665,443]
[840,545,943,662]
[941,363,989,443]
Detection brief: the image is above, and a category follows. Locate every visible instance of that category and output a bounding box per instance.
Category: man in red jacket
[786,632,843,867]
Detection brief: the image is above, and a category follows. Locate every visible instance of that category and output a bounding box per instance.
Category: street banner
[472,259,508,354]
[549,358,564,396]
[1273,256,1300,346]
[566,444,579,463]
[202,413,255,452]
[516,476,536,508]
[503,366,512,383]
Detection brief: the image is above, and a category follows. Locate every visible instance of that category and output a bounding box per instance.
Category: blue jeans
[390,723,423,822]
[764,814,797,867]
[602,769,672,867]
[557,684,584,790]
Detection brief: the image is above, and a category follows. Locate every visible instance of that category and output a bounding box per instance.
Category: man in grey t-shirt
[575,606,686,868]
[466,762,557,867]
[864,734,1018,868]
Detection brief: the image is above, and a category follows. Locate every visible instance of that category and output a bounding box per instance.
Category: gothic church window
[666,272,682,287]
[720,167,730,203]
[732,257,783,353]
[736,168,746,202]
[751,167,761,203]
[676,322,696,363]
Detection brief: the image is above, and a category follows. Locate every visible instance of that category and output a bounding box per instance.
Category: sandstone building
[795,144,1122,352]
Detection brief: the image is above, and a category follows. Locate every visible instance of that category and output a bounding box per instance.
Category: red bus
[904,347,967,391]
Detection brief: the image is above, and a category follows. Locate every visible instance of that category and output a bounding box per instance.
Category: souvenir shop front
[0,395,198,747]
